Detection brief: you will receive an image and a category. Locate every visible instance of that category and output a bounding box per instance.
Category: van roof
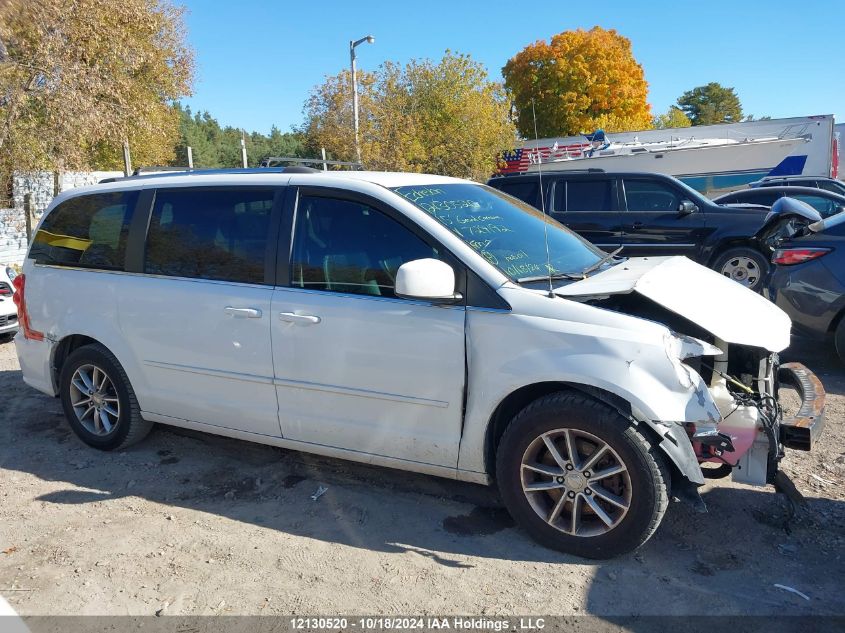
[96,169,466,189]
[44,170,471,210]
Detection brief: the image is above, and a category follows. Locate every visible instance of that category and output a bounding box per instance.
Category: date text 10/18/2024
[290,617,547,630]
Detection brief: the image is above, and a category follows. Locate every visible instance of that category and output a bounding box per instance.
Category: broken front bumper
[778,362,825,451]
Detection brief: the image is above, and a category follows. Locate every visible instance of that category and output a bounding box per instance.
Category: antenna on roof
[531,99,555,299]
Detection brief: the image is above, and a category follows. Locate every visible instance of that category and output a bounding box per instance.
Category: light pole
[350,34,374,166]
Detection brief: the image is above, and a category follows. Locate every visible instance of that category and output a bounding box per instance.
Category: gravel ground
[0,336,843,618]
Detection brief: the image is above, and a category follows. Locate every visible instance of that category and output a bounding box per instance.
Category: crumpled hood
[555,256,791,352]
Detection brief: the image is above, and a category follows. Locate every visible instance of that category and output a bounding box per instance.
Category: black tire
[59,344,152,450]
[834,318,845,365]
[496,391,670,559]
[712,246,769,292]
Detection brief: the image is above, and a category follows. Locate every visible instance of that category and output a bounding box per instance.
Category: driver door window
[623,180,682,212]
[291,196,439,297]
[621,179,703,257]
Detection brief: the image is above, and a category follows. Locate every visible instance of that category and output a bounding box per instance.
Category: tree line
[0,2,763,186]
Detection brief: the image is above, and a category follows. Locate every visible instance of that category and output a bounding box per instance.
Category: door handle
[279,312,321,325]
[224,306,262,318]
[630,221,644,230]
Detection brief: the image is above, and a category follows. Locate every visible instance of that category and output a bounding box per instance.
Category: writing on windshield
[392,183,601,280]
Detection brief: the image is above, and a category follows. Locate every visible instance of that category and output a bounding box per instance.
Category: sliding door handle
[279,312,321,325]
[224,306,262,318]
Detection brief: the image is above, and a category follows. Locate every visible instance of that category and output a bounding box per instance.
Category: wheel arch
[705,237,765,268]
[481,381,703,493]
[51,334,107,393]
[827,304,845,335]
[484,381,641,479]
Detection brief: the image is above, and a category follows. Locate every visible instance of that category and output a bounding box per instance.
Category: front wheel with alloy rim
[712,247,769,292]
[59,343,152,450]
[496,392,670,559]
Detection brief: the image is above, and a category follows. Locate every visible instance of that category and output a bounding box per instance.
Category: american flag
[496,142,592,175]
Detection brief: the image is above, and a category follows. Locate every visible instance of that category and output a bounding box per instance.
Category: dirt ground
[0,337,843,619]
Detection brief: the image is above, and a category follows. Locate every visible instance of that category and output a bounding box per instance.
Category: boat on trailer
[520,129,808,181]
[496,115,837,196]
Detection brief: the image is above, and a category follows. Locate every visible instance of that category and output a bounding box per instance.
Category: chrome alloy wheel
[719,256,760,287]
[69,363,121,436]
[520,429,632,537]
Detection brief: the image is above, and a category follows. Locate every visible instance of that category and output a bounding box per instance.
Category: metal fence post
[24,192,32,244]
[123,140,132,177]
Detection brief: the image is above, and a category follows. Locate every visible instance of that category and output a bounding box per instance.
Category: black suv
[487,170,773,290]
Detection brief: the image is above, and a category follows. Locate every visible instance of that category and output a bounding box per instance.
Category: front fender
[458,305,719,482]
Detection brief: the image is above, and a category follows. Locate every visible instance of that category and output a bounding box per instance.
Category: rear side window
[145,188,275,284]
[817,180,845,195]
[31,191,138,270]
[562,180,613,212]
[726,191,779,206]
[792,194,841,218]
[493,180,540,208]
[753,192,784,206]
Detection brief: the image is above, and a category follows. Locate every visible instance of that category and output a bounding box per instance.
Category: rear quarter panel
[768,234,845,338]
[23,266,152,406]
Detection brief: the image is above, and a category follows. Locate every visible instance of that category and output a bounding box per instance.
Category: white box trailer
[497,114,837,196]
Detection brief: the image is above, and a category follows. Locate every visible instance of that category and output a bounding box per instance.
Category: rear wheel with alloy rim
[712,247,769,292]
[59,343,152,450]
[496,392,670,559]
[69,363,121,435]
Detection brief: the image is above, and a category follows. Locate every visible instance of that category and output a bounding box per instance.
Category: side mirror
[678,199,698,215]
[395,258,461,303]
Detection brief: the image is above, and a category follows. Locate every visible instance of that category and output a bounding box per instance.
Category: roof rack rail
[98,167,287,184]
[133,166,192,175]
[259,156,364,170]
[492,167,605,178]
[96,159,362,185]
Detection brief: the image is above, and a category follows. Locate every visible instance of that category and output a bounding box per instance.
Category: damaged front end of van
[556,255,826,499]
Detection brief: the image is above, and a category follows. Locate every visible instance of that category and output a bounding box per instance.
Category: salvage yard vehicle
[0,266,19,341]
[763,199,845,363]
[487,170,776,291]
[13,169,825,559]
[750,174,845,196]
[712,185,845,219]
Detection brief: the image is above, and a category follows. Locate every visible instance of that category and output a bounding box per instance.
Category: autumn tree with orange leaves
[503,27,652,138]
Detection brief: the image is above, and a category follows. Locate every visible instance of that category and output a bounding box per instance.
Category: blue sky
[180,0,844,135]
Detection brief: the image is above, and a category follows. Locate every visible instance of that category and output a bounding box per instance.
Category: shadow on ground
[1,339,843,616]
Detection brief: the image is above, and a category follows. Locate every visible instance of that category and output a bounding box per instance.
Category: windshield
[392,183,604,280]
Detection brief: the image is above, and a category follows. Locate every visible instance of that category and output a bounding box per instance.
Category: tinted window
[31,191,138,269]
[565,180,613,212]
[493,180,540,208]
[747,191,780,206]
[722,191,778,206]
[145,188,274,284]
[291,196,438,297]
[792,194,841,218]
[624,180,683,212]
[817,180,845,195]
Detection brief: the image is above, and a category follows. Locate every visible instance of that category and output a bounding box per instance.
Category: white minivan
[13,169,825,558]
